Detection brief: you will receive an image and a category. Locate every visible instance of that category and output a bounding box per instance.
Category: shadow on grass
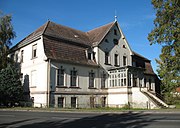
[16,111,162,128]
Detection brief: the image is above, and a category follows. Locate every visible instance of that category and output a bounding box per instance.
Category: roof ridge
[42,20,50,35]
[87,21,115,33]
[49,21,87,34]
[86,21,116,46]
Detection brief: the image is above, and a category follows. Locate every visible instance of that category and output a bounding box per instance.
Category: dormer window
[113,39,118,45]
[88,52,96,60]
[88,53,91,60]
[114,29,117,35]
[93,52,95,60]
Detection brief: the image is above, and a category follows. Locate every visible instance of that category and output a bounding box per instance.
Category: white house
[10,20,168,109]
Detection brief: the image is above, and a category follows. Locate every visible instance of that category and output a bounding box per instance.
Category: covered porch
[108,66,152,89]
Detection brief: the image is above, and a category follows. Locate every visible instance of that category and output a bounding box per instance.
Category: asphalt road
[0,110,180,128]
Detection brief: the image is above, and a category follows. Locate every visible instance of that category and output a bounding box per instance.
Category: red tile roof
[44,21,91,46]
[144,62,155,75]
[11,20,155,72]
[43,36,97,66]
[87,22,115,46]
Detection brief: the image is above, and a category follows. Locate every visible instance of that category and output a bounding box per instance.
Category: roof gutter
[46,58,51,107]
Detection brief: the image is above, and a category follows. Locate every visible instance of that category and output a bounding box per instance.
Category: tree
[0,65,23,106]
[0,12,23,107]
[148,0,180,103]
[0,12,16,70]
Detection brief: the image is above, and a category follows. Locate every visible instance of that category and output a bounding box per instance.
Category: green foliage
[0,12,16,70]
[148,0,180,99]
[0,65,23,106]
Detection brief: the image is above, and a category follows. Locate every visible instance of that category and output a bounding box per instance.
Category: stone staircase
[141,89,169,108]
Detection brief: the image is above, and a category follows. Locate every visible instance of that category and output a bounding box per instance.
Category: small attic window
[105,39,109,43]
[114,29,117,35]
[123,45,126,48]
[113,39,118,45]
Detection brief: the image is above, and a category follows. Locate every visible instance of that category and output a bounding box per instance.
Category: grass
[1,104,180,113]
[175,104,180,109]
[0,106,166,113]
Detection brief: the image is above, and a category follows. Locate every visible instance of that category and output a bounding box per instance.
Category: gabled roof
[144,62,155,75]
[11,22,48,51]
[44,21,91,47]
[12,21,117,50]
[87,21,115,46]
[11,20,155,69]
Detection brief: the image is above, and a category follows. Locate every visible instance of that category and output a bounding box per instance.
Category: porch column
[142,77,144,87]
[126,68,128,86]
[131,74,133,87]
[137,77,140,87]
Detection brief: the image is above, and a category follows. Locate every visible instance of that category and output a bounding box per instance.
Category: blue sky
[1,0,161,73]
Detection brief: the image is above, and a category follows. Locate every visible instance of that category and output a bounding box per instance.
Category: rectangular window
[21,50,24,63]
[71,97,77,108]
[101,73,106,88]
[58,97,64,108]
[121,79,123,86]
[32,44,37,58]
[70,68,77,87]
[93,52,95,60]
[88,53,91,60]
[101,97,106,107]
[90,97,95,108]
[124,78,126,86]
[114,29,117,35]
[57,68,64,86]
[89,71,95,88]
[123,56,127,66]
[105,52,109,64]
[114,54,118,66]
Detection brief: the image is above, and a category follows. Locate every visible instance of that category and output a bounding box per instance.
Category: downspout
[47,59,51,107]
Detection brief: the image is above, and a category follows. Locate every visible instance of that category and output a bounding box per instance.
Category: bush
[0,65,23,107]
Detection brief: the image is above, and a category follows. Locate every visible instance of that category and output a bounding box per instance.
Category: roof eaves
[132,51,150,62]
[10,34,41,52]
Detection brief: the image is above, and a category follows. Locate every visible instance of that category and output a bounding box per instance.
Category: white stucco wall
[131,88,157,109]
[96,24,132,71]
[10,22,159,109]
[12,36,48,107]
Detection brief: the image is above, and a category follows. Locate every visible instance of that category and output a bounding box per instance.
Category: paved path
[0,110,180,128]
